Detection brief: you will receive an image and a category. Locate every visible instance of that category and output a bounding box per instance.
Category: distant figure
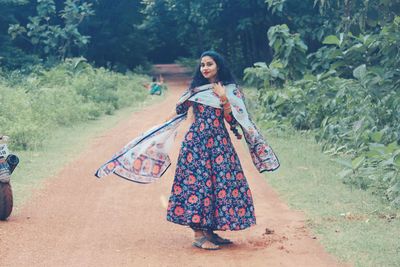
[149,75,164,95]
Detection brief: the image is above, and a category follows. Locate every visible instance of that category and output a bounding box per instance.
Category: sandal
[206,231,233,245]
[193,236,220,250]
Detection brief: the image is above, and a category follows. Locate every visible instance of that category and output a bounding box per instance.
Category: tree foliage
[8,0,94,60]
[83,0,149,70]
[1,0,400,77]
[140,0,278,75]
[245,4,400,206]
[0,0,39,69]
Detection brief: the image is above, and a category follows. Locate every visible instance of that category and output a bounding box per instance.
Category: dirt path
[0,64,345,267]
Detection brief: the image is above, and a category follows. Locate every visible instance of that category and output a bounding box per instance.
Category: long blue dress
[166,100,256,231]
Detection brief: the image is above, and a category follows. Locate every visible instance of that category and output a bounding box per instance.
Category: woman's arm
[219,95,232,117]
[213,84,242,139]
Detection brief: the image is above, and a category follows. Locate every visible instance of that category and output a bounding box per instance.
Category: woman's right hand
[212,82,226,98]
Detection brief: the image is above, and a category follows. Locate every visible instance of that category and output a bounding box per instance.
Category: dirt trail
[0,64,345,267]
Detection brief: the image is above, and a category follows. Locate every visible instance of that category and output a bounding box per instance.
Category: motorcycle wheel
[0,182,13,220]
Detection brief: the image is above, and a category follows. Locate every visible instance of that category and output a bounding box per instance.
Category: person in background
[150,75,165,95]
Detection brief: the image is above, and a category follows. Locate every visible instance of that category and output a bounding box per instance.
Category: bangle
[223,104,231,111]
[220,96,228,106]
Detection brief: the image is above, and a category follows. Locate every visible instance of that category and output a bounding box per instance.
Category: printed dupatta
[95,83,280,183]
[95,114,186,183]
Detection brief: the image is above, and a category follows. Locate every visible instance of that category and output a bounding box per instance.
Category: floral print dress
[166,100,256,231]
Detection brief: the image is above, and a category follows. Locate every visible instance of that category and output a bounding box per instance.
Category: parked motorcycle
[0,136,19,220]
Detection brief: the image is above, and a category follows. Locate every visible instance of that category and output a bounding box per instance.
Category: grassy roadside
[264,131,400,267]
[243,87,400,267]
[10,94,162,208]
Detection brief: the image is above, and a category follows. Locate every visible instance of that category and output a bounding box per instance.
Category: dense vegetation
[244,1,400,207]
[0,0,335,73]
[0,58,148,150]
[1,1,399,71]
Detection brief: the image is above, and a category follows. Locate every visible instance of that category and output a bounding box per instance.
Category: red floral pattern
[166,101,256,231]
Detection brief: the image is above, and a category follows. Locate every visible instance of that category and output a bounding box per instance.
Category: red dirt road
[0,65,345,267]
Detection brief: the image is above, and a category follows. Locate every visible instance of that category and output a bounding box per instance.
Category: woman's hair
[190,50,236,89]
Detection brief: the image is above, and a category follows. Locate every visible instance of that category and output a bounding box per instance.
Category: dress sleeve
[224,111,238,127]
[225,111,242,139]
[176,100,192,115]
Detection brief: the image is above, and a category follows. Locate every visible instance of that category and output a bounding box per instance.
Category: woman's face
[200,56,218,82]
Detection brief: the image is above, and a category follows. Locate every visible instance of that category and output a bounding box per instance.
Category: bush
[0,59,149,150]
[253,74,400,206]
[246,19,400,207]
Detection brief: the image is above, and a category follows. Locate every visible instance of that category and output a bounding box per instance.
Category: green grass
[10,94,162,207]
[263,130,400,267]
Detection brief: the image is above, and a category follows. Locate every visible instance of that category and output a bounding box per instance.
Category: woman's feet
[192,229,220,250]
[204,230,233,245]
[193,236,220,250]
[192,229,233,250]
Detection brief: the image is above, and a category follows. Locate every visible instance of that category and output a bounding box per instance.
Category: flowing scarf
[95,83,280,183]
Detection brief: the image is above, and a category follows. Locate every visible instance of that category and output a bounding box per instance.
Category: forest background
[1,0,400,230]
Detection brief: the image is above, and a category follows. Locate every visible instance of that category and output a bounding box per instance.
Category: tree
[82,0,149,69]
[140,0,190,63]
[141,0,277,75]
[8,0,94,60]
[0,0,39,69]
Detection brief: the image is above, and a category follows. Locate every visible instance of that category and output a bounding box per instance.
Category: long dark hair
[189,51,236,89]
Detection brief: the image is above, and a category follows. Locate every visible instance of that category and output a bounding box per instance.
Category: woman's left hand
[212,82,226,98]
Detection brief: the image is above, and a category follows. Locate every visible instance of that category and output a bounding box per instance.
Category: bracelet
[220,95,228,105]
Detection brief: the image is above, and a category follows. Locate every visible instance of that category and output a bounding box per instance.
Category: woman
[95,51,279,250]
[165,51,273,250]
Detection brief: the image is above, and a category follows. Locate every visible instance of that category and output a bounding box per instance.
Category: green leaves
[265,0,285,14]
[394,154,400,168]
[244,60,287,88]
[353,64,367,80]
[322,35,340,46]
[267,24,308,80]
[370,130,384,143]
[243,3,400,208]
[253,55,400,206]
[314,0,399,33]
[8,0,94,60]
[352,156,365,171]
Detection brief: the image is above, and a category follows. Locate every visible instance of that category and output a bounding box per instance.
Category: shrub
[246,19,400,207]
[0,59,149,150]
